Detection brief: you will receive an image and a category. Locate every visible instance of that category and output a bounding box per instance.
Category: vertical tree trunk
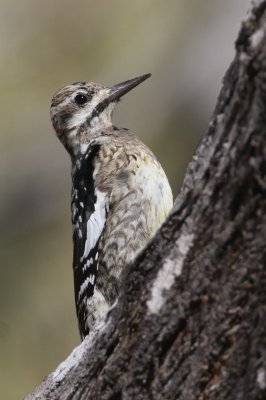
[26,2,266,399]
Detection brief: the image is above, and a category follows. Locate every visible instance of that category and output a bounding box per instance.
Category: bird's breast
[93,143,173,275]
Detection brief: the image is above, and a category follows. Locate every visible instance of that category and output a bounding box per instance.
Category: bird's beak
[108,73,151,103]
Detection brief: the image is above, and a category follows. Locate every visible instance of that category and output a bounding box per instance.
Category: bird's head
[50,73,151,156]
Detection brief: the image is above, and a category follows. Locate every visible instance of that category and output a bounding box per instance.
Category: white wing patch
[81,189,108,261]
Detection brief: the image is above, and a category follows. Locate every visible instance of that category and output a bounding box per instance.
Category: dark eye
[74,93,88,105]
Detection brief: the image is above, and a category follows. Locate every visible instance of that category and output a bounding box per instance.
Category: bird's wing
[71,144,108,337]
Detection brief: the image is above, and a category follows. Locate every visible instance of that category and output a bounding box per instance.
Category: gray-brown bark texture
[26,2,266,399]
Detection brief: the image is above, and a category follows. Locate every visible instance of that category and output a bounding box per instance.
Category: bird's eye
[74,94,88,105]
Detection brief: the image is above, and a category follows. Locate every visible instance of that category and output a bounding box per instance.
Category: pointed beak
[108,73,151,103]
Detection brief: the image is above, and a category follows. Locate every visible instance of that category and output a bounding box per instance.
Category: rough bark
[26,2,266,399]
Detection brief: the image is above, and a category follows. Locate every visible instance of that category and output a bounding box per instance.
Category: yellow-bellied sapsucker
[50,74,173,339]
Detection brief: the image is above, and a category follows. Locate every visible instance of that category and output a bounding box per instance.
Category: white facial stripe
[67,88,111,130]
[68,109,88,130]
[90,103,116,128]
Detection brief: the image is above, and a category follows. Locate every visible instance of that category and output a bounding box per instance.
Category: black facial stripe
[86,97,111,125]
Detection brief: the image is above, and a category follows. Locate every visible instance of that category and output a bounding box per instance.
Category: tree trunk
[26,2,266,399]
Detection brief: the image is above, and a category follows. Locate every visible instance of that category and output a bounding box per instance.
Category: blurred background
[0,0,250,398]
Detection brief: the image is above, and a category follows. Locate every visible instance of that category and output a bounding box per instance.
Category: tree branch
[26,2,266,399]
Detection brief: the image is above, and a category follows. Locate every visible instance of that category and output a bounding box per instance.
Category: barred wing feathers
[71,144,108,337]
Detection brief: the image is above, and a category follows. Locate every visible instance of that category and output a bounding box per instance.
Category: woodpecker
[50,74,173,339]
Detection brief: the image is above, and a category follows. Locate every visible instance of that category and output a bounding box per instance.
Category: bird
[50,74,173,340]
